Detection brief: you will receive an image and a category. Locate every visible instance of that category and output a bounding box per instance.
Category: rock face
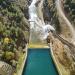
[44,0,75,75]
[43,0,75,39]
[47,32,75,75]
[0,61,13,75]
[43,0,61,33]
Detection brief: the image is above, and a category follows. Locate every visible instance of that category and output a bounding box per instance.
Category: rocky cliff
[47,32,75,75]
[44,0,75,75]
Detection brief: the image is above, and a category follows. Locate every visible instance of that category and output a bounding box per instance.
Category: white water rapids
[29,0,55,43]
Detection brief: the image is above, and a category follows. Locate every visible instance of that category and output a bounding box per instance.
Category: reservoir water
[23,48,58,75]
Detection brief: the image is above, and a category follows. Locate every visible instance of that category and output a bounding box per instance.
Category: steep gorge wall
[43,0,74,39]
[45,0,75,75]
[43,0,62,34]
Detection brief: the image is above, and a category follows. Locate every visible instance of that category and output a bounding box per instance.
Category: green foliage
[64,0,75,23]
[2,51,15,61]
[0,0,5,3]
[0,0,29,64]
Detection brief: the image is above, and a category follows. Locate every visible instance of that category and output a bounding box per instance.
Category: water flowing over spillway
[29,0,55,44]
